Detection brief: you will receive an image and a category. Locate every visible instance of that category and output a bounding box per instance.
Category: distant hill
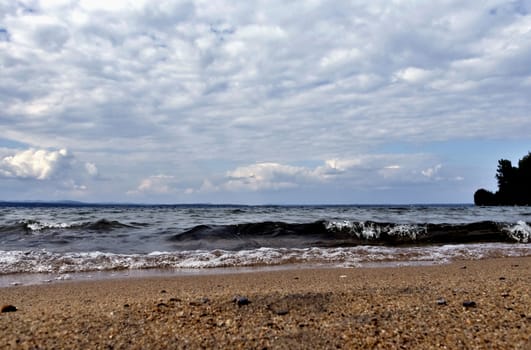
[474,151,531,206]
[0,200,91,207]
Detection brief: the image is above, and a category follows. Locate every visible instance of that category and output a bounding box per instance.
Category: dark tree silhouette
[473,188,497,206]
[474,151,531,205]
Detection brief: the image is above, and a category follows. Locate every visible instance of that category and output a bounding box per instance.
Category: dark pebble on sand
[499,277,506,280]
[1,305,17,313]
[436,298,447,305]
[463,301,476,308]
[233,296,250,306]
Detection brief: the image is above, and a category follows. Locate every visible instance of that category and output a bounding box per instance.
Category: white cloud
[0,147,99,200]
[129,175,177,195]
[0,148,71,180]
[197,154,455,194]
[223,162,311,191]
[394,67,436,84]
[421,164,443,179]
[0,1,529,203]
[84,162,98,177]
[320,48,362,68]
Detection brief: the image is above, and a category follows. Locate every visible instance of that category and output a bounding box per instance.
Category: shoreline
[1,257,530,349]
[0,260,453,288]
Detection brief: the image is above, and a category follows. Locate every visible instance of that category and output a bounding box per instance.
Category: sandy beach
[1,257,529,349]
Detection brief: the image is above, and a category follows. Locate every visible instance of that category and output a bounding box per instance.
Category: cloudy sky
[1,0,530,204]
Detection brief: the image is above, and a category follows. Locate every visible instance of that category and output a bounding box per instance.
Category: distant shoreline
[0,201,475,207]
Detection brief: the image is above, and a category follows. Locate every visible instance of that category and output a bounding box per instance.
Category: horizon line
[0,200,475,207]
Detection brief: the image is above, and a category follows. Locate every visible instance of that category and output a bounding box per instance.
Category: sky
[1,0,530,204]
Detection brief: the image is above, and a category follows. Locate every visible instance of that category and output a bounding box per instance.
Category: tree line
[474,151,531,206]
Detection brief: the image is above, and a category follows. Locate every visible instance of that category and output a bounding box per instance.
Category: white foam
[1,243,529,275]
[23,220,79,232]
[325,221,424,240]
[504,221,531,243]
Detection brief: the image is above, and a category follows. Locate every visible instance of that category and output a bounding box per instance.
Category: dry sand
[1,257,530,349]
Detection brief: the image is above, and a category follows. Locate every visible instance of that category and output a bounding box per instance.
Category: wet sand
[1,257,530,349]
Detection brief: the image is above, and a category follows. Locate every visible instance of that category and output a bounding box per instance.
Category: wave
[170,220,531,250]
[0,219,136,234]
[1,243,530,275]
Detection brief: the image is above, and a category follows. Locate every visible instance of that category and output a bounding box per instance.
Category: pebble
[1,305,17,313]
[462,301,477,308]
[436,298,447,306]
[233,296,250,306]
[274,309,289,316]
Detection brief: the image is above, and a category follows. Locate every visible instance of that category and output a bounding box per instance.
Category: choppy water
[0,203,529,285]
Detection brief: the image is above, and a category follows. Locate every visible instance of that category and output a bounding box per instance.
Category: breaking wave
[0,219,136,234]
[170,220,531,250]
[1,243,529,274]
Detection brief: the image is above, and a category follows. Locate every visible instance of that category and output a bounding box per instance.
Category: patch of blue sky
[378,140,530,165]
[0,28,9,41]
[0,138,28,149]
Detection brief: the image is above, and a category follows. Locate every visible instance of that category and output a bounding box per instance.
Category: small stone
[160,290,167,294]
[462,301,476,308]
[275,309,289,315]
[233,296,250,306]
[499,277,506,280]
[1,305,17,313]
[460,266,467,269]
[436,298,447,305]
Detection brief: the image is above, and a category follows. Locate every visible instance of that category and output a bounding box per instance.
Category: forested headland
[474,152,531,206]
